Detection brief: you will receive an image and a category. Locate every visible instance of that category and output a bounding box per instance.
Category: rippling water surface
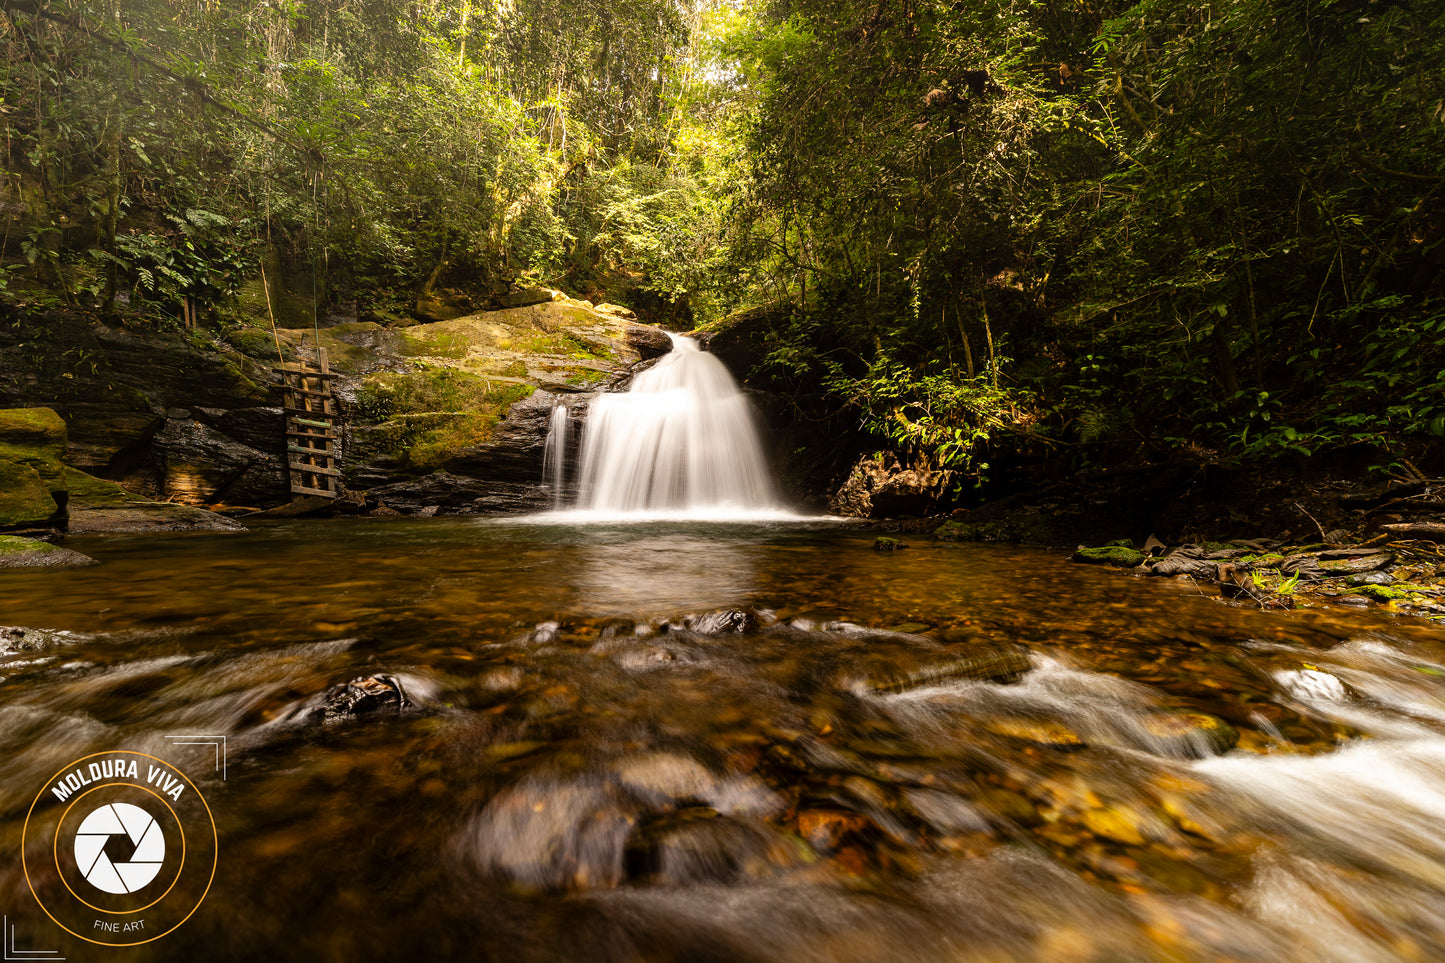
[3,518,1445,961]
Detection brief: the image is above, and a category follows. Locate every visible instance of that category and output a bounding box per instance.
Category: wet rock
[1316,551,1393,574]
[501,286,556,308]
[874,537,908,551]
[983,716,1086,748]
[1142,548,1220,579]
[1071,545,1146,568]
[316,674,412,721]
[673,609,762,635]
[65,468,243,533]
[866,649,1033,693]
[625,323,673,359]
[151,414,286,505]
[625,811,784,884]
[467,775,634,891]
[0,535,97,569]
[1275,667,1351,702]
[1135,712,1239,757]
[0,624,93,654]
[795,809,872,852]
[1277,553,1329,578]
[831,455,955,518]
[1347,570,1396,586]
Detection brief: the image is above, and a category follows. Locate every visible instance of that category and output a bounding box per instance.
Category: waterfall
[550,333,776,516]
[541,405,569,508]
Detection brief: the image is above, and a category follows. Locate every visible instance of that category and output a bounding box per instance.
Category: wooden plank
[288,460,341,477]
[288,442,335,455]
[282,386,334,398]
[291,484,337,498]
[291,417,332,428]
[287,430,339,441]
[276,366,338,379]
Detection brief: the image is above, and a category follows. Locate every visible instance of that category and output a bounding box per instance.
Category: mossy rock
[64,467,145,505]
[874,537,907,551]
[0,534,96,569]
[353,370,535,472]
[0,460,61,529]
[1349,583,1425,603]
[1071,545,1147,568]
[0,407,67,490]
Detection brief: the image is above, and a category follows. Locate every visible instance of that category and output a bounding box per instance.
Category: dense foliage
[0,0,717,319]
[3,0,1442,480]
[722,0,1445,478]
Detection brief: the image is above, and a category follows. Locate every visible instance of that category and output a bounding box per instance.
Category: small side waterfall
[541,406,570,508]
[540,332,778,516]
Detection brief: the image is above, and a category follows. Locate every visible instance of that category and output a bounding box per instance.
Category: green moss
[0,461,60,528]
[1351,583,1429,603]
[873,536,907,551]
[522,331,610,359]
[0,407,66,443]
[403,330,469,358]
[0,534,57,556]
[64,467,144,504]
[1072,545,1148,567]
[355,369,534,471]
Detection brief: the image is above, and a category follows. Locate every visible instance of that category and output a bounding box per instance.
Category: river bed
[3,518,1445,961]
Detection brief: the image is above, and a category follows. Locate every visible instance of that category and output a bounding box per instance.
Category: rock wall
[0,296,672,517]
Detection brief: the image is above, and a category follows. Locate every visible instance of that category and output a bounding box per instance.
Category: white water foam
[569,333,778,513]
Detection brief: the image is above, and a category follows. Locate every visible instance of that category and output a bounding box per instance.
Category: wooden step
[291,417,332,429]
[277,366,338,379]
[288,460,341,477]
[284,404,335,417]
[290,484,337,498]
[286,429,339,441]
[283,386,334,399]
[288,443,336,456]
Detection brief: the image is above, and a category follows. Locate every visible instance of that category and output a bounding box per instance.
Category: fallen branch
[1379,522,1445,542]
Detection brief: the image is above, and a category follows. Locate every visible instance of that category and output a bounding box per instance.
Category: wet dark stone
[317,674,412,721]
[1347,570,1396,586]
[674,609,761,635]
[865,650,1033,693]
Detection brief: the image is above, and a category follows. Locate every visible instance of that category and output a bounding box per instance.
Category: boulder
[830,456,954,518]
[502,286,556,308]
[626,323,674,359]
[0,407,68,531]
[596,303,638,321]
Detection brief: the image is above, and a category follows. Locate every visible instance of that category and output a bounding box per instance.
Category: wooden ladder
[278,346,340,499]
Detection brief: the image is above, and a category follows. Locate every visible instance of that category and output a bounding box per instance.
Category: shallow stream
[4,518,1445,961]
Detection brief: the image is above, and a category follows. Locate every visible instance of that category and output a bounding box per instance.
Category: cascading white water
[564,333,776,514]
[541,406,569,508]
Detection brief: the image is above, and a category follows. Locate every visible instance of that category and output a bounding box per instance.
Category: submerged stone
[868,649,1033,693]
[874,536,908,551]
[317,674,413,721]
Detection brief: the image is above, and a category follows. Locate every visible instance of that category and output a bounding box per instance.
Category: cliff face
[0,297,670,515]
